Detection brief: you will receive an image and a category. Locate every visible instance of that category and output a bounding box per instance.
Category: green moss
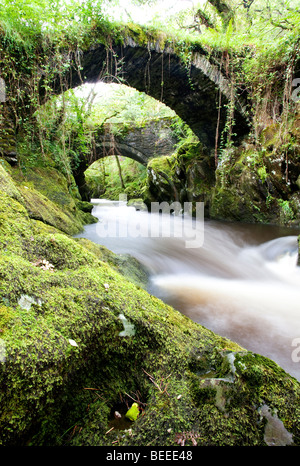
[188,372,217,406]
[10,165,91,234]
[75,238,149,288]
[259,123,281,149]
[209,113,300,225]
[145,139,214,211]
[0,163,23,202]
[0,157,299,447]
[124,22,168,50]
[211,149,274,223]
[11,166,77,207]
[125,23,150,46]
[0,304,14,335]
[277,198,295,224]
[0,241,219,445]
[18,185,83,235]
[210,186,241,221]
[0,191,34,257]
[148,155,176,179]
[76,200,94,213]
[26,233,101,270]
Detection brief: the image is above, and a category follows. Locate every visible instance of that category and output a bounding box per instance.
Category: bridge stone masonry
[73,116,181,199]
[63,24,250,200]
[96,117,179,165]
[65,24,250,149]
[0,22,250,180]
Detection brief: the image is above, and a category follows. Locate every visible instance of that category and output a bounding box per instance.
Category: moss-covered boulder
[210,115,300,225]
[145,140,215,217]
[0,159,299,447]
[209,139,300,226]
[144,115,300,226]
[10,164,97,234]
[0,161,23,201]
[74,237,149,288]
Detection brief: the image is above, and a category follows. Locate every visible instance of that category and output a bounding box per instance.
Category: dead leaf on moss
[31,259,55,271]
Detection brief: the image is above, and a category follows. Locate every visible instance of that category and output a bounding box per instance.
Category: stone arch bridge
[59,25,249,198]
[95,117,179,165]
[65,26,249,149]
[1,23,250,166]
[74,116,179,197]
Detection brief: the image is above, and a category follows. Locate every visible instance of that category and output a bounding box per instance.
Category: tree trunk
[115,155,125,190]
[208,0,233,28]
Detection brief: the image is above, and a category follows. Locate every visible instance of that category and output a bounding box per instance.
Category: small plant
[278,198,294,223]
[257,165,267,183]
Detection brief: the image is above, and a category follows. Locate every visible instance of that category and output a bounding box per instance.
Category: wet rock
[259,404,293,446]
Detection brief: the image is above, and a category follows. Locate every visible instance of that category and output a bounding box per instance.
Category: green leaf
[125,403,140,421]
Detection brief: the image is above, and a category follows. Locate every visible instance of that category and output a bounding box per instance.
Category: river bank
[0,160,299,446]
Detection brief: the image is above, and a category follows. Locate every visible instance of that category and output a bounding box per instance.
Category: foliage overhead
[0,0,299,179]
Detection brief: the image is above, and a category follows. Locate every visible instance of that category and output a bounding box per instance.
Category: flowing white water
[76,199,300,380]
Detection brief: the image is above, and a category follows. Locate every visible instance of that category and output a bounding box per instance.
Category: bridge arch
[50,28,249,149]
[73,114,179,199]
[1,26,250,166]
[98,141,148,165]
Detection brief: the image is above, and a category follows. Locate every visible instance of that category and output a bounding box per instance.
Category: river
[76,198,300,381]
